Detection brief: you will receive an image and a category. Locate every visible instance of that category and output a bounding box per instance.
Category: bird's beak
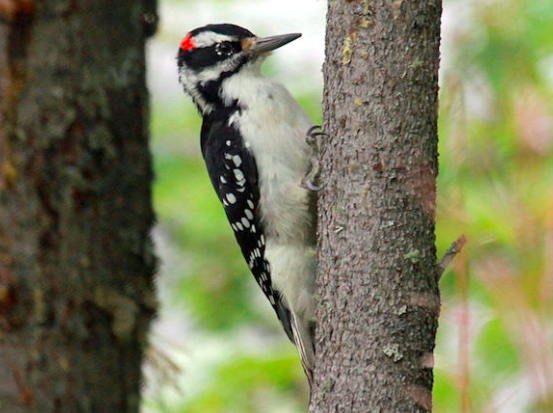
[246,33,302,56]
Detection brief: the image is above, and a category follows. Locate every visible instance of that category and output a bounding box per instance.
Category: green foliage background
[143,0,553,412]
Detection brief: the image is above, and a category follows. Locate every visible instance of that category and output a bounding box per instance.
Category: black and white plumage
[177,24,317,385]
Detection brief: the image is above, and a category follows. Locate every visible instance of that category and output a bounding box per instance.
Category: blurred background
[141,0,553,412]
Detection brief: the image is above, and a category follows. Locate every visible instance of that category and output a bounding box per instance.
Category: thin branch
[437,235,467,280]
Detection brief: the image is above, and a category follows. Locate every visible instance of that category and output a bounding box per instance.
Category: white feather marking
[233,169,244,181]
[178,70,214,115]
[228,112,240,127]
[192,31,235,48]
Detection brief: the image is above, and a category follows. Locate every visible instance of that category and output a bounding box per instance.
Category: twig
[437,235,467,280]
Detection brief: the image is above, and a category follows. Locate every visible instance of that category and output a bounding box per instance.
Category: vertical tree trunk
[0,1,157,412]
[311,1,441,412]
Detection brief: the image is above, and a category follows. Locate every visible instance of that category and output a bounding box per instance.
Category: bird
[177,23,319,387]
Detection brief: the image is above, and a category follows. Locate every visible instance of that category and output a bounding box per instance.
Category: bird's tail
[291,311,315,389]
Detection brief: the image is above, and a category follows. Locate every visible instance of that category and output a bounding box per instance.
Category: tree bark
[311,1,441,412]
[0,1,157,412]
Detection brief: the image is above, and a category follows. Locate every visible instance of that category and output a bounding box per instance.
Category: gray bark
[311,1,441,412]
[0,1,157,412]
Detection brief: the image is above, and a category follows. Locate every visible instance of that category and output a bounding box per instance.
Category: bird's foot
[301,126,327,191]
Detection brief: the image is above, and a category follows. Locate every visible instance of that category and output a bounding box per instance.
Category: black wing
[201,116,294,342]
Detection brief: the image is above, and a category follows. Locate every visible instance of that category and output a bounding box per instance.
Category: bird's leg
[302,125,326,191]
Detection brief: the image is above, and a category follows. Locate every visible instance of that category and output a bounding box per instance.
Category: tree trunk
[0,1,157,412]
[311,1,441,412]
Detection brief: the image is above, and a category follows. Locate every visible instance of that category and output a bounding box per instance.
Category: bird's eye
[215,42,233,57]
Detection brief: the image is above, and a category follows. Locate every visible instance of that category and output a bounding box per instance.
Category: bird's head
[177,23,301,114]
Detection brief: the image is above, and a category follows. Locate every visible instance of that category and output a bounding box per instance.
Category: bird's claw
[305,125,327,149]
[302,178,322,192]
[301,125,327,192]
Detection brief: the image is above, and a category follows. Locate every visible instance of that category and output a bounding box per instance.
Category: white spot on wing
[227,193,236,204]
[244,209,254,220]
[247,200,254,209]
[241,217,250,228]
[233,169,244,181]
[232,155,242,167]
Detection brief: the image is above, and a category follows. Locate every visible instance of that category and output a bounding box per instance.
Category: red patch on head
[180,34,196,51]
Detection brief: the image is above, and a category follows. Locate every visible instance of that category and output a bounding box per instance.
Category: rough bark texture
[0,1,157,412]
[311,1,441,412]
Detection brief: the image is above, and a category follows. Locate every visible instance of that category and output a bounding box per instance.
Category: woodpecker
[177,24,318,386]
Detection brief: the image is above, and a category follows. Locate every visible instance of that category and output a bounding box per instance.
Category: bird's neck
[184,60,265,117]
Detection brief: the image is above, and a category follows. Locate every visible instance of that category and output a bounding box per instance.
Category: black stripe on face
[178,40,243,71]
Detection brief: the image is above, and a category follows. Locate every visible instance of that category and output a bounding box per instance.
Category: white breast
[221,64,314,242]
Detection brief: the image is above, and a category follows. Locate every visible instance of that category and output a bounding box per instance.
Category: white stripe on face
[192,31,235,48]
